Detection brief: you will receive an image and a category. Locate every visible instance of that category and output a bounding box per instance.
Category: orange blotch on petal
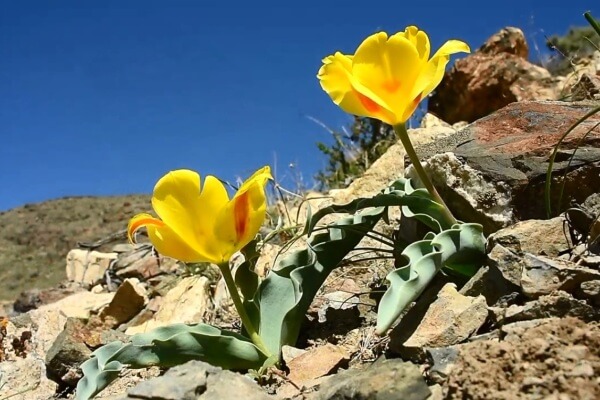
[233,191,250,240]
[401,92,424,123]
[355,91,381,113]
[127,215,165,243]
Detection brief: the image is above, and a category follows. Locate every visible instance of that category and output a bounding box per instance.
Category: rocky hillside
[1,26,600,400]
[0,195,151,300]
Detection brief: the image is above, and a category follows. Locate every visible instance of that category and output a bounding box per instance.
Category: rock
[426,345,462,384]
[312,359,430,400]
[13,284,82,313]
[99,278,148,327]
[108,360,271,400]
[45,318,92,386]
[478,27,529,58]
[482,244,523,287]
[113,244,178,280]
[491,291,600,325]
[459,263,521,307]
[26,291,114,356]
[287,343,349,386]
[317,290,361,329]
[125,276,211,335]
[387,274,455,358]
[571,73,600,101]
[520,253,600,298]
[402,284,488,350]
[429,28,559,124]
[580,280,600,305]
[427,384,444,400]
[411,101,600,232]
[488,217,569,258]
[419,113,452,129]
[66,249,117,286]
[445,317,600,400]
[281,345,307,365]
[0,357,58,400]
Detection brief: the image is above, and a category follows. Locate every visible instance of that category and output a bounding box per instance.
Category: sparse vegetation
[546,24,600,75]
[0,195,151,300]
[314,116,395,190]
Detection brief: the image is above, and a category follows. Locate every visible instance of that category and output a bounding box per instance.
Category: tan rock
[100,278,148,327]
[0,357,58,400]
[125,276,211,335]
[488,216,569,258]
[287,343,348,385]
[479,27,529,58]
[403,284,487,348]
[28,291,114,355]
[66,249,117,286]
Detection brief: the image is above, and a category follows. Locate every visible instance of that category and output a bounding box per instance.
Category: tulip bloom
[318,26,470,126]
[128,166,272,265]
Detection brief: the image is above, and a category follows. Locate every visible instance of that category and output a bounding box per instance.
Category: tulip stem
[393,123,458,227]
[217,262,272,357]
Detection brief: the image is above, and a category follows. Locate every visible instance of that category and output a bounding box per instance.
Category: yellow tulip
[318,26,470,125]
[128,166,272,265]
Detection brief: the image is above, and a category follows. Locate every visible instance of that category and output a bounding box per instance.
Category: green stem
[217,262,271,357]
[393,123,458,227]
[584,12,600,38]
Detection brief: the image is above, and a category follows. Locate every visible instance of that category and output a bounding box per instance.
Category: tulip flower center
[382,79,401,93]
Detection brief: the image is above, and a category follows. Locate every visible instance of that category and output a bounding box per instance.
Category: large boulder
[410,100,600,233]
[428,27,560,124]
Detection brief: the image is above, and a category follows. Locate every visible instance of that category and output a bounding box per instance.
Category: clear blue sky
[1,0,597,211]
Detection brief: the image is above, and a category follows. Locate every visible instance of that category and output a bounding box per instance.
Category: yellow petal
[318,53,373,119]
[213,167,270,259]
[400,26,430,62]
[352,31,421,124]
[127,213,206,263]
[197,174,229,235]
[412,39,471,100]
[151,169,205,251]
[235,165,272,195]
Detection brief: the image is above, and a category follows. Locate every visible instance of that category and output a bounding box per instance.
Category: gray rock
[312,359,430,400]
[520,253,600,298]
[490,291,600,325]
[460,263,521,306]
[484,244,523,288]
[45,318,92,386]
[410,101,600,233]
[426,345,462,384]
[111,360,272,400]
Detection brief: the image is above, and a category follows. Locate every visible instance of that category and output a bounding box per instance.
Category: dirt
[446,317,600,400]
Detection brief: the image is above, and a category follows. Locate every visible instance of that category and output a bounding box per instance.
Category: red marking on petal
[412,92,423,106]
[234,191,250,240]
[356,91,381,113]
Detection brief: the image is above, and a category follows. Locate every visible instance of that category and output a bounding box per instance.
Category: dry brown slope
[0,195,151,301]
